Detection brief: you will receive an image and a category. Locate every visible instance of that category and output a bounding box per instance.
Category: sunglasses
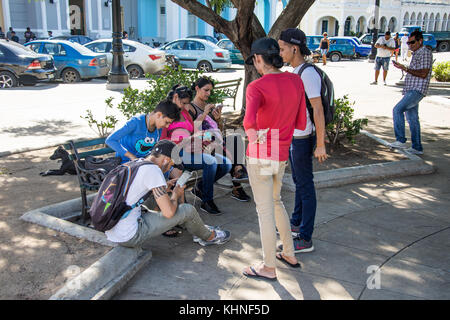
[407,40,417,45]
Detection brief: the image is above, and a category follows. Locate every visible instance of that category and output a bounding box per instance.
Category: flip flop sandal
[243,266,277,281]
[276,253,301,268]
[162,228,181,238]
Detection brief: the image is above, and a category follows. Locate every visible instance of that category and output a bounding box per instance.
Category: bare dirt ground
[0,148,110,300]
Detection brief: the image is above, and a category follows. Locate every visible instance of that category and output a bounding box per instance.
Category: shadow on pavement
[0,119,82,137]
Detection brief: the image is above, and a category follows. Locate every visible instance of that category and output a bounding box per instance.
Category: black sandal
[162,227,182,238]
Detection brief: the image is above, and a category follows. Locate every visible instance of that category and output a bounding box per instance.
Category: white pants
[401,46,408,60]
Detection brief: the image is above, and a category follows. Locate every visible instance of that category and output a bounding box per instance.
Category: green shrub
[433,61,450,82]
[117,66,232,119]
[81,97,119,138]
[326,95,368,146]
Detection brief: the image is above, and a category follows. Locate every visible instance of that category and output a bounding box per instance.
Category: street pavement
[2,52,449,300]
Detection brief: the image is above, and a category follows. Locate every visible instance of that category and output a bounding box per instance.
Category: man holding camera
[105,139,231,248]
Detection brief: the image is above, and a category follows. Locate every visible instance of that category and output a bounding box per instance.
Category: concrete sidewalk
[113,149,450,300]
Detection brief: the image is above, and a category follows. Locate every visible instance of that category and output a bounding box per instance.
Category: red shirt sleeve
[244,83,263,143]
[295,78,307,131]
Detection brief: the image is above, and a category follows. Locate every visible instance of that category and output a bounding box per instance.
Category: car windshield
[353,38,362,45]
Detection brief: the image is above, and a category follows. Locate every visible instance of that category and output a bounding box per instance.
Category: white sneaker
[370,81,378,85]
[197,229,231,246]
[405,147,423,155]
[384,81,387,86]
[388,141,407,149]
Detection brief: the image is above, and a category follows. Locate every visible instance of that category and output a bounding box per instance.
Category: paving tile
[342,204,447,238]
[359,288,426,300]
[314,217,418,257]
[376,258,450,300]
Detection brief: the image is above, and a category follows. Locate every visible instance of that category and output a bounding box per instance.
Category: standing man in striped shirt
[389,30,433,155]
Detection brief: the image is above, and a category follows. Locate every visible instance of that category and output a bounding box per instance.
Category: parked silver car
[84,39,166,78]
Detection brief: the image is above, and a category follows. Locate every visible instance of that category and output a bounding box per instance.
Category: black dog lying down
[40,146,77,176]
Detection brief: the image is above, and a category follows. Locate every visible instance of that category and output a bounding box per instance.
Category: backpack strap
[298,62,314,76]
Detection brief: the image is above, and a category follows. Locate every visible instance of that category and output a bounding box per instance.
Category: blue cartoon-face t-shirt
[106,114,162,163]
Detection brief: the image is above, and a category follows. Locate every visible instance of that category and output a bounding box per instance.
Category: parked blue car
[306,36,355,62]
[359,33,437,51]
[24,40,109,83]
[160,38,231,72]
[330,36,371,58]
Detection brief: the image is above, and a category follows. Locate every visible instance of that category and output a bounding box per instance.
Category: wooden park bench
[63,137,115,224]
[215,77,242,110]
[63,137,203,224]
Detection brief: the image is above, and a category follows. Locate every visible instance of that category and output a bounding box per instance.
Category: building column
[97,0,103,37]
[56,0,62,36]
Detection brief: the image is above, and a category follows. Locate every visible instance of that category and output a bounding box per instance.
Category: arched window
[403,12,409,26]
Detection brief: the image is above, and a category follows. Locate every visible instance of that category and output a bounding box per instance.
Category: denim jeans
[182,152,232,202]
[393,90,424,151]
[119,204,212,248]
[288,135,317,242]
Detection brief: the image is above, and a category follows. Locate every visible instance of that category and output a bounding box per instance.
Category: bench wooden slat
[76,147,115,159]
[64,137,107,149]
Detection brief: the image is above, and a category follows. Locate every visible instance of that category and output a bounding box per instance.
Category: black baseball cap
[245,37,280,65]
[279,28,311,56]
[151,139,184,170]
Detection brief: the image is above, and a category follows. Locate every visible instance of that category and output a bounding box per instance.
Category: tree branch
[170,0,232,34]
[268,0,315,39]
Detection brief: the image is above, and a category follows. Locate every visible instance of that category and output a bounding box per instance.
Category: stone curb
[282,130,435,192]
[20,194,116,247]
[395,80,450,88]
[49,247,152,300]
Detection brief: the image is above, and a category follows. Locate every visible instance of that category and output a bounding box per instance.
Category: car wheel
[437,41,449,52]
[127,65,143,79]
[197,61,212,72]
[330,52,341,62]
[0,71,18,88]
[61,68,81,83]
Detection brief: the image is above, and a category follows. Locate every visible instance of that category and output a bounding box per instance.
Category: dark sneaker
[231,187,251,202]
[197,229,231,246]
[191,184,203,201]
[278,237,314,253]
[291,224,300,237]
[276,223,300,237]
[200,200,222,215]
[231,167,249,183]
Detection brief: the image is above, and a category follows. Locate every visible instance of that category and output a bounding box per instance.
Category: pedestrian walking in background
[24,27,35,43]
[0,27,5,39]
[10,31,19,43]
[6,27,13,40]
[319,33,330,66]
[48,31,53,38]
[401,33,409,61]
[371,31,396,85]
[392,32,400,62]
[389,30,432,155]
[123,31,128,39]
[242,37,306,281]
[278,28,329,254]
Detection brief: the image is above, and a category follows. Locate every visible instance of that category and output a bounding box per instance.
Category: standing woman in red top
[242,38,307,281]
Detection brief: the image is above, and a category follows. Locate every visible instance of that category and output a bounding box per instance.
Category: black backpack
[89,159,154,232]
[297,63,335,125]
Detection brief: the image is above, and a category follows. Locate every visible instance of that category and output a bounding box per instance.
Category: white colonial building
[299,0,450,37]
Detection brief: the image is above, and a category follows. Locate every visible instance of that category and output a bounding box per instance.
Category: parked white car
[84,39,166,78]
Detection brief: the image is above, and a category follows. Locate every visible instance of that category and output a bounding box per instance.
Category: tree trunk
[170,0,316,120]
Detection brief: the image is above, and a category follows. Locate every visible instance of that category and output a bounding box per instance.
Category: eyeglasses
[407,40,417,45]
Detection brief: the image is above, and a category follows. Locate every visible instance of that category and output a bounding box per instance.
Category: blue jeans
[182,152,232,202]
[375,57,390,70]
[288,136,317,242]
[393,90,424,151]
